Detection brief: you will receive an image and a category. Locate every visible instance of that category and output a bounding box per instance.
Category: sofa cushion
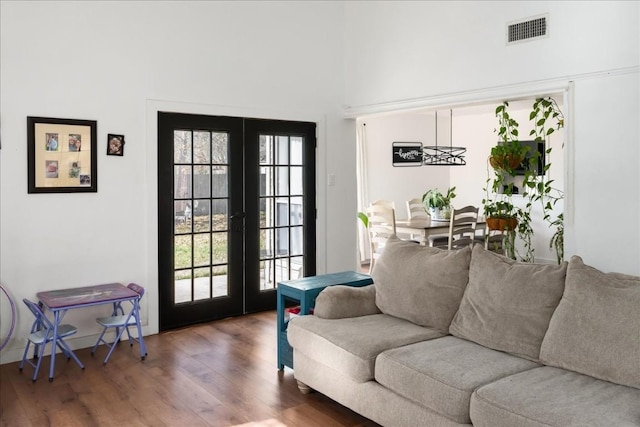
[372,236,471,333]
[539,256,640,389]
[375,336,539,424]
[287,313,444,383]
[449,245,567,361]
[470,366,640,427]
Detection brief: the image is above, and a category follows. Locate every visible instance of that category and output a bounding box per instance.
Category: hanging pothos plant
[483,97,565,263]
[527,97,565,264]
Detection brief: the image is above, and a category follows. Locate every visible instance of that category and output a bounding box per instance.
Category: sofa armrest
[313,284,381,319]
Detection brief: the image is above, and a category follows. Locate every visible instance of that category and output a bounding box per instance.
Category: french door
[158,113,316,330]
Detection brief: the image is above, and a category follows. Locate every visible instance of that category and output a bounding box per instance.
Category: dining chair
[19,298,84,382]
[371,199,395,210]
[404,198,430,243]
[366,203,397,273]
[91,283,146,364]
[447,205,480,250]
[406,198,428,219]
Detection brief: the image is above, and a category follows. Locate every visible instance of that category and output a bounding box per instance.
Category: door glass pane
[194,166,210,198]
[261,197,274,228]
[291,137,303,165]
[290,166,303,195]
[276,198,289,227]
[212,132,228,164]
[174,269,192,304]
[290,196,303,225]
[260,135,273,165]
[290,256,304,278]
[212,166,228,197]
[260,167,273,196]
[193,234,211,267]
[212,266,228,298]
[276,228,289,256]
[276,135,289,165]
[174,201,191,233]
[174,235,192,269]
[193,267,211,301]
[291,226,303,256]
[174,166,192,199]
[212,232,228,264]
[261,259,274,289]
[193,131,210,164]
[275,258,289,283]
[193,199,210,232]
[260,228,274,258]
[174,130,192,163]
[211,200,228,231]
[276,167,288,196]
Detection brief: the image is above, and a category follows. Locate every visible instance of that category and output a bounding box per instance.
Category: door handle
[230,212,245,232]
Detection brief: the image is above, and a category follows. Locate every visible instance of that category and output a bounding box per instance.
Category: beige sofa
[288,237,640,426]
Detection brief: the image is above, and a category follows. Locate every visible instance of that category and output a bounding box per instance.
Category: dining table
[36,282,147,381]
[395,217,486,245]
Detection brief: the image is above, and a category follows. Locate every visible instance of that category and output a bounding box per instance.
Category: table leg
[111,302,121,344]
[49,311,60,382]
[300,290,317,316]
[133,299,147,359]
[276,291,284,370]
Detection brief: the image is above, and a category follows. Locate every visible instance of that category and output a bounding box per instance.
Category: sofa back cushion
[449,245,567,361]
[372,236,471,333]
[539,256,640,389]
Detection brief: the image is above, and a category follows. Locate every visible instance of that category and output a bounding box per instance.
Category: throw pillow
[449,245,567,361]
[539,256,640,389]
[372,236,471,333]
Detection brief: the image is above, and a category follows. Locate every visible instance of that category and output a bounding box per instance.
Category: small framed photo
[27,116,97,193]
[107,134,125,156]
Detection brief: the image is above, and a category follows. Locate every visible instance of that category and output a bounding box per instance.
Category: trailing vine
[484,97,565,263]
[528,97,565,263]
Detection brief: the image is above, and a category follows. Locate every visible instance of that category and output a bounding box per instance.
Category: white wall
[345,1,639,274]
[569,73,640,271]
[344,1,638,108]
[0,1,352,363]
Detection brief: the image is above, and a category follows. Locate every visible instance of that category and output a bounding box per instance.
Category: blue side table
[277,271,374,370]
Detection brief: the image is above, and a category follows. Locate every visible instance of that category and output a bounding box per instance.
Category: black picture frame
[392,142,423,167]
[107,134,125,156]
[27,116,97,193]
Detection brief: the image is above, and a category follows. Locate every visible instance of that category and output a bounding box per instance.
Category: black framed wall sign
[392,142,423,167]
[27,116,97,193]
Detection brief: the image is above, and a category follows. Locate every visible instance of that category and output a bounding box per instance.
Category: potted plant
[488,140,530,171]
[422,186,456,221]
[483,200,518,231]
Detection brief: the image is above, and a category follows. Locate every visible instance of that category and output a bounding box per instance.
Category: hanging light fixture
[423,109,467,166]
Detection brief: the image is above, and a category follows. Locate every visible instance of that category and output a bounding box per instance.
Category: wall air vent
[507,14,548,44]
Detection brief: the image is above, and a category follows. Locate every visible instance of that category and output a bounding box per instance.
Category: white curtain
[356,121,371,263]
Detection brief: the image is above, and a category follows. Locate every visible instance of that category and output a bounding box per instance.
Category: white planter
[429,206,451,221]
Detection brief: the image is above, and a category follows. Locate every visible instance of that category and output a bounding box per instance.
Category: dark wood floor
[1,310,380,427]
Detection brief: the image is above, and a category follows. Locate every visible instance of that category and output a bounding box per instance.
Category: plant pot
[486,217,518,231]
[429,206,451,221]
[489,154,523,170]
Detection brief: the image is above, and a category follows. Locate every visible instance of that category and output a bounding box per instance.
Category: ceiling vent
[507,14,548,44]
